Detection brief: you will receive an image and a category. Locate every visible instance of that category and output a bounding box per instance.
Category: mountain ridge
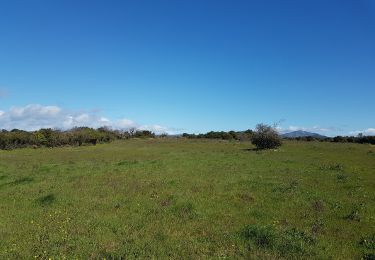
[281,130,327,139]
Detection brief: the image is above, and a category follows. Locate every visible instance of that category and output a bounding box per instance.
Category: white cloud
[278,125,338,134]
[139,124,171,134]
[114,119,137,129]
[349,128,375,136]
[0,104,175,134]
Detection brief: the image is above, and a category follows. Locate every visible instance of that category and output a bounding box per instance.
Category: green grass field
[0,139,374,259]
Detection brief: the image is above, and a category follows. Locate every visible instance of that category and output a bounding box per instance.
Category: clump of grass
[278,228,315,255]
[311,200,325,213]
[319,163,344,171]
[172,202,197,219]
[236,192,255,202]
[336,173,349,183]
[359,234,375,250]
[273,180,298,193]
[117,160,139,166]
[10,177,33,185]
[240,225,315,256]
[36,194,55,207]
[241,225,276,249]
[160,195,174,207]
[345,208,361,222]
[311,218,325,234]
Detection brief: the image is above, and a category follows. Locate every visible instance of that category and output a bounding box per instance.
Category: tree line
[183,128,374,145]
[182,130,254,141]
[1,125,373,150]
[0,127,155,150]
[284,135,375,145]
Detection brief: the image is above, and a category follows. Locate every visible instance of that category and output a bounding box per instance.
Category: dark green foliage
[363,253,375,260]
[240,225,315,256]
[182,129,253,141]
[333,136,346,143]
[241,225,276,248]
[360,234,375,250]
[0,127,156,150]
[251,123,282,150]
[0,129,32,149]
[36,194,55,206]
[356,135,375,144]
[285,135,375,145]
[133,130,155,138]
[305,136,315,141]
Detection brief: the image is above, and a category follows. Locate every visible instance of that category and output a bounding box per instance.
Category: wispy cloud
[0,104,176,134]
[349,128,375,136]
[277,125,340,134]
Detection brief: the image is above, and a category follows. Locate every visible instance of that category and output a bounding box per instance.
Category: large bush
[251,123,282,150]
[0,127,159,150]
[181,129,253,141]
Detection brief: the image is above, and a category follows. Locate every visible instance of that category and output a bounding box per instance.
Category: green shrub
[0,127,126,150]
[251,123,282,150]
[241,225,276,248]
[240,225,315,257]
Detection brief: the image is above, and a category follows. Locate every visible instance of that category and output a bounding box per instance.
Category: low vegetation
[0,127,154,150]
[285,135,375,144]
[0,139,373,258]
[182,130,253,141]
[1,123,374,151]
[251,123,282,150]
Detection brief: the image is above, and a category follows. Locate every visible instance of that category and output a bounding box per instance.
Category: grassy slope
[0,139,374,259]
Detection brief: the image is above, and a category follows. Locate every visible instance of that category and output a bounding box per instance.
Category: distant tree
[305,136,315,142]
[228,130,238,140]
[332,136,345,143]
[134,130,155,138]
[251,123,282,150]
[346,136,355,143]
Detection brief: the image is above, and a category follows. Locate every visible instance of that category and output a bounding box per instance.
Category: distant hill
[281,130,327,139]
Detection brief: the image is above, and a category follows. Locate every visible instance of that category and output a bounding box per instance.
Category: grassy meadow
[0,139,374,259]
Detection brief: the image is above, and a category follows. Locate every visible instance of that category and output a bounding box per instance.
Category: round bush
[251,123,282,150]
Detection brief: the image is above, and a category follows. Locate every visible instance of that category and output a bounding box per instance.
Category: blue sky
[0,0,374,135]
